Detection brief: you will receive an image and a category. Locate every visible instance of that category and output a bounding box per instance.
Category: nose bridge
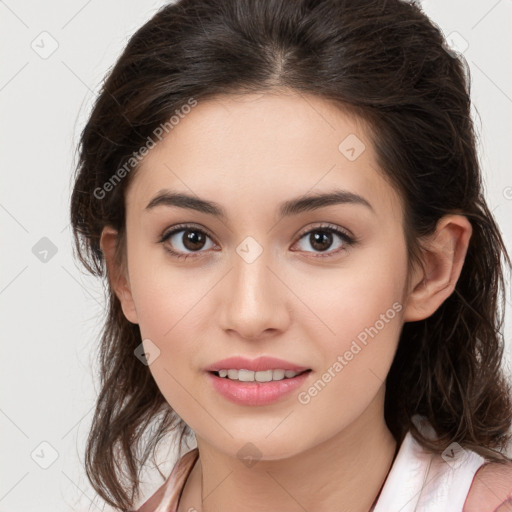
[219,235,288,338]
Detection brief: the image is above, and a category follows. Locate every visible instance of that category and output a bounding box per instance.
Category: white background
[1,1,511,510]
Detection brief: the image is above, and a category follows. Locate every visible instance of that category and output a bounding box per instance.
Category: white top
[373,416,487,512]
[135,414,490,512]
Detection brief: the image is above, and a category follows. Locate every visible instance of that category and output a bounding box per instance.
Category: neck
[179,386,397,512]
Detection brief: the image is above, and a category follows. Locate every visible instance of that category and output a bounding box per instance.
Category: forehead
[126,91,403,222]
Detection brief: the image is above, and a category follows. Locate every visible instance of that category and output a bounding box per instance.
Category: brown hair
[70,0,512,509]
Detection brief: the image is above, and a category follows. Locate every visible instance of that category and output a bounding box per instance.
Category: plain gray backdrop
[1,0,511,510]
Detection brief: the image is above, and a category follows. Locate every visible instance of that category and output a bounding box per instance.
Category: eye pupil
[310,231,333,252]
[183,229,206,251]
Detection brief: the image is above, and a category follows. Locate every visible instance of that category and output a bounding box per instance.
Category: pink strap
[135,448,199,512]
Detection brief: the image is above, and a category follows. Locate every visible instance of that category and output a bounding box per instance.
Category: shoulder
[463,460,512,512]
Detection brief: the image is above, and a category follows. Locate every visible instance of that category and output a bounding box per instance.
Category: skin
[100,89,473,512]
[464,462,512,511]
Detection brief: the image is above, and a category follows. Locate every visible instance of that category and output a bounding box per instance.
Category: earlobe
[403,215,473,322]
[99,226,139,324]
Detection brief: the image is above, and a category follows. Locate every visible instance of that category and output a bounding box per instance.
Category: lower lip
[206,370,311,406]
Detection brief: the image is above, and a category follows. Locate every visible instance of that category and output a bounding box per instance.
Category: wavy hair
[70,0,512,508]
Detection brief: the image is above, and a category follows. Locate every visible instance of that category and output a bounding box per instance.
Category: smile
[207,369,312,406]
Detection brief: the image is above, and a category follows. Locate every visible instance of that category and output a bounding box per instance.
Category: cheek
[127,240,205,341]
[293,269,406,442]
[303,243,408,386]
[301,242,407,341]
[127,256,209,418]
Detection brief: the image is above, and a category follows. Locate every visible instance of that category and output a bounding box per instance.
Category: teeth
[215,369,302,381]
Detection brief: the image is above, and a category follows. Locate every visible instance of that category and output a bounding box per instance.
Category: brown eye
[293,225,354,257]
[181,229,208,251]
[160,225,215,259]
[309,231,334,252]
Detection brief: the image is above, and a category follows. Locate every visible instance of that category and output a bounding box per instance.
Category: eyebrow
[145,188,374,220]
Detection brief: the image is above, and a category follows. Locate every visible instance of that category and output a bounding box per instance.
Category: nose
[218,245,291,341]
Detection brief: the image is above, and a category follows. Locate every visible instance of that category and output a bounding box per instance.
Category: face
[118,90,411,460]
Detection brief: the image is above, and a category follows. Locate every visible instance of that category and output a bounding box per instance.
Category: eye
[292,223,355,257]
[159,224,216,260]
[159,222,356,261]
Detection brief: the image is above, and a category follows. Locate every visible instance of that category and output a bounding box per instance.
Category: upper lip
[205,356,311,373]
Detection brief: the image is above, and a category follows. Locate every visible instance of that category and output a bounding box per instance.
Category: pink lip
[206,370,311,406]
[205,356,310,373]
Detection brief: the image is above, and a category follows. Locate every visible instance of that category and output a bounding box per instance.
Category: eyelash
[158,223,356,260]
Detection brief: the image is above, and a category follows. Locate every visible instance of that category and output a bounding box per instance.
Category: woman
[70,0,512,510]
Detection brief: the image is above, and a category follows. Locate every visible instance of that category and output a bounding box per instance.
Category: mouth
[209,368,312,382]
[206,368,313,406]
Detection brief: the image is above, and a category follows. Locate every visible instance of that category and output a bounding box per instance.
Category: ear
[403,215,473,322]
[99,225,139,324]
